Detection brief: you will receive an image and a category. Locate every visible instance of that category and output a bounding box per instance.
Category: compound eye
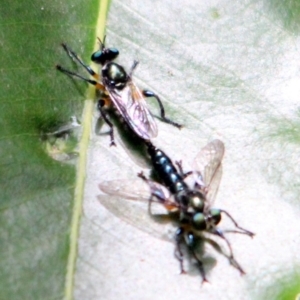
[209,208,221,225]
[91,48,119,64]
[192,212,207,231]
[108,48,119,59]
[91,50,104,64]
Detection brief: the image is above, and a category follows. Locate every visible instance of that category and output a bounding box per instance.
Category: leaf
[2,0,300,299]
[0,0,109,299]
[77,1,300,300]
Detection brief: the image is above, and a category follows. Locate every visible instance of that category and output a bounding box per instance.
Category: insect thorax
[102,62,128,90]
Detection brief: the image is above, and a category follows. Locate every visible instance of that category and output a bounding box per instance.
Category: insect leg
[185,232,208,283]
[175,161,205,191]
[137,171,177,214]
[56,65,105,91]
[128,60,139,77]
[98,99,116,146]
[60,43,100,81]
[220,210,255,237]
[211,228,245,275]
[142,90,182,129]
[137,172,158,215]
[174,227,187,274]
[175,160,193,179]
[137,171,149,183]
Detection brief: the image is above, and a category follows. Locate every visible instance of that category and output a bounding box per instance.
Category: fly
[99,139,254,283]
[56,38,182,146]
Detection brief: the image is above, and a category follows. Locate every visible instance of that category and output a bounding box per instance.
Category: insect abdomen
[147,143,188,194]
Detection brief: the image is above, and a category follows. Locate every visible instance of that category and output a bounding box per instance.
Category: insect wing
[105,81,158,140]
[99,179,151,201]
[127,81,158,137]
[99,179,172,208]
[98,179,174,241]
[193,139,225,204]
[98,195,174,242]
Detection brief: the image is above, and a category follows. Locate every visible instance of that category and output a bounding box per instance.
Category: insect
[99,139,254,282]
[56,38,182,146]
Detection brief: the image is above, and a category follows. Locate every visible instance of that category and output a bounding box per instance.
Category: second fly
[56,38,182,145]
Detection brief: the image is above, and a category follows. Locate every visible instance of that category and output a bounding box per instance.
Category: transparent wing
[99,179,172,208]
[98,179,175,241]
[99,179,151,201]
[193,139,225,205]
[127,81,158,137]
[106,82,158,140]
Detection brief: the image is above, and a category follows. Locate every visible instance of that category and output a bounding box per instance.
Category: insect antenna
[97,35,106,50]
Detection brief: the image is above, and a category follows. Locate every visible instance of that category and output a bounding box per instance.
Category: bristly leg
[143,90,182,129]
[175,160,193,179]
[186,232,209,283]
[220,210,255,237]
[137,171,160,215]
[61,43,99,80]
[128,60,139,77]
[174,227,187,274]
[97,100,116,146]
[56,64,105,92]
[211,228,245,275]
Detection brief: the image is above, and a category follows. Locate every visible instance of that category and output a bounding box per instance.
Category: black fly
[56,38,181,146]
[99,140,254,283]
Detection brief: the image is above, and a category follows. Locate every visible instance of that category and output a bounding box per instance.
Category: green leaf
[0,0,109,299]
[2,0,300,299]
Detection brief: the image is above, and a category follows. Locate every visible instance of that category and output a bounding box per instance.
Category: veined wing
[127,81,158,137]
[98,179,175,241]
[105,81,158,140]
[99,179,170,202]
[99,178,173,212]
[193,139,225,205]
[99,179,151,201]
